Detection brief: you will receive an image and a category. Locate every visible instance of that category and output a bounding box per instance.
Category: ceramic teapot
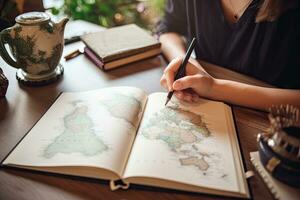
[0,12,68,85]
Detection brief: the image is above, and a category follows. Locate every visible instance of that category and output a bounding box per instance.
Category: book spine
[84,47,104,69]
[103,48,161,71]
[103,43,161,63]
[250,157,280,200]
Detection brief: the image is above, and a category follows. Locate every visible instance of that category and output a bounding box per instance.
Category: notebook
[2,86,249,198]
[81,24,161,70]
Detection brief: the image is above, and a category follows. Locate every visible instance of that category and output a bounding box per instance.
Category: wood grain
[0,41,274,200]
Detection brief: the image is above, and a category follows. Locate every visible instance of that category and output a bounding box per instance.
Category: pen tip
[165,98,170,106]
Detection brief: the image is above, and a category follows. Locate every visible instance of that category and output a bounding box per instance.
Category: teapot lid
[16,12,50,25]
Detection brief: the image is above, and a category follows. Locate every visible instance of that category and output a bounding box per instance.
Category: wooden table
[0,35,274,200]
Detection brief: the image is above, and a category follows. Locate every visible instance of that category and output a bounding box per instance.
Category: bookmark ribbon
[109,180,130,191]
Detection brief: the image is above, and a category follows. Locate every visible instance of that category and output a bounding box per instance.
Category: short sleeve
[155,0,188,37]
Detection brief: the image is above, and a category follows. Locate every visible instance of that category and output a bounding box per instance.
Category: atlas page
[3,87,147,180]
[123,93,249,198]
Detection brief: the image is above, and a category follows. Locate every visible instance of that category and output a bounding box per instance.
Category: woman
[158,0,300,110]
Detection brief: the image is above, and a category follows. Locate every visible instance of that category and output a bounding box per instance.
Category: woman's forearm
[211,79,300,111]
[159,33,300,111]
[159,33,186,61]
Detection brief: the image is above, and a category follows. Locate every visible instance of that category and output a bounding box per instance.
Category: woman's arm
[201,79,300,111]
[159,33,186,61]
[159,34,300,111]
[159,33,203,68]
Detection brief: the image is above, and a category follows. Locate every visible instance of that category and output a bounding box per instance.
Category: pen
[164,37,197,106]
[64,35,81,45]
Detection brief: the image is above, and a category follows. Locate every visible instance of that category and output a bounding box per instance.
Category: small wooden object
[0,67,8,97]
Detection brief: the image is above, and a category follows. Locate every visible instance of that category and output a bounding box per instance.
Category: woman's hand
[160,57,216,102]
[160,56,300,110]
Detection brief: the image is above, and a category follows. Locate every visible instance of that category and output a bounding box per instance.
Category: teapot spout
[55,17,69,33]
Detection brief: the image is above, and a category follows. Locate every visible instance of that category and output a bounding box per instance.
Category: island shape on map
[43,104,108,158]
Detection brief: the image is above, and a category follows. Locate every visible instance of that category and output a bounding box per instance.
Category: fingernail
[173,81,181,90]
[177,91,183,98]
[185,95,192,102]
[192,96,199,102]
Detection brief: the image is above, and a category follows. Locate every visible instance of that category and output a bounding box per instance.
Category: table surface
[0,24,275,200]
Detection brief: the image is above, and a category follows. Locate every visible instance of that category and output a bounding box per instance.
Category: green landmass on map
[43,92,143,159]
[44,105,108,158]
[142,105,210,149]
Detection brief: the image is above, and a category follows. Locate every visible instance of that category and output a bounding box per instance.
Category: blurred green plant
[51,0,166,30]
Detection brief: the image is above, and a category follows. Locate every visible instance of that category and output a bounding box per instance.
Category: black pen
[64,35,81,45]
[165,37,197,106]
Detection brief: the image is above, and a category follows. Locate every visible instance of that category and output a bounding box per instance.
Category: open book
[2,87,249,198]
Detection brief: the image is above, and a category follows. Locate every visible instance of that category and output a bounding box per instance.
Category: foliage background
[51,0,166,30]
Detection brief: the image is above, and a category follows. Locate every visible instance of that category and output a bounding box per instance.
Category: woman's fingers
[191,93,200,102]
[174,90,199,103]
[165,71,175,91]
[160,75,167,89]
[161,57,214,102]
[174,90,184,99]
[173,74,202,90]
[163,57,183,91]
[161,57,209,95]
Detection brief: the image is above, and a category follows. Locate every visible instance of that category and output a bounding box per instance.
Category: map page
[3,87,147,177]
[124,93,245,194]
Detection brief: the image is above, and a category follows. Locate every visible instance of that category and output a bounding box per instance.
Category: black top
[156,0,300,89]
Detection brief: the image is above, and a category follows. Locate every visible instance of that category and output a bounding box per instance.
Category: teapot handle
[0,28,19,69]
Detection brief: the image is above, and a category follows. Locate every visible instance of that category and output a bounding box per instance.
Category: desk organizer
[258,105,300,187]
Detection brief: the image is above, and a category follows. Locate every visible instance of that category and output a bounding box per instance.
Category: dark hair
[256,0,298,22]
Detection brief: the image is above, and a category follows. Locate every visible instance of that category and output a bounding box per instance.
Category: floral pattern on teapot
[0,12,68,76]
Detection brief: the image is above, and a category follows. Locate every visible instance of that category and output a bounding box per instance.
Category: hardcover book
[2,86,249,198]
[81,24,161,70]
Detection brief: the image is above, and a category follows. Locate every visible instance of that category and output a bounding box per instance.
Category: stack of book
[81,24,161,70]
